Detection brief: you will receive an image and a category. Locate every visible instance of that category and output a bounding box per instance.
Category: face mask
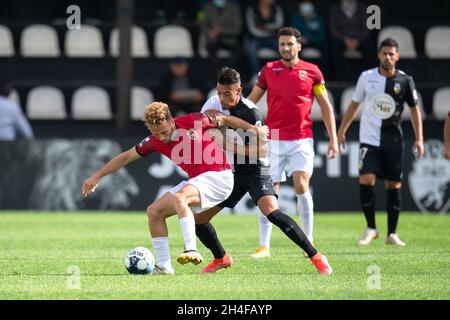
[300,3,314,16]
[213,0,225,8]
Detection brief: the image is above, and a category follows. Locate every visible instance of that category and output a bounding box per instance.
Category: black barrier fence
[0,124,448,214]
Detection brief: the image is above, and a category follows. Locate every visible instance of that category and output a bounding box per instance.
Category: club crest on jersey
[408,140,450,214]
[299,70,307,80]
[370,93,396,119]
[393,83,401,94]
[186,128,198,140]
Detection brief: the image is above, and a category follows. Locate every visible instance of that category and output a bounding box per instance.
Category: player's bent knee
[294,183,309,195]
[146,204,164,221]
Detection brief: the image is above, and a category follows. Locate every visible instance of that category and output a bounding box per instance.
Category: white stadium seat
[131,86,154,120]
[9,89,20,106]
[110,26,150,57]
[340,86,363,120]
[256,48,278,59]
[301,47,322,59]
[65,25,105,57]
[401,90,426,120]
[26,86,67,119]
[21,24,60,57]
[425,26,450,58]
[311,90,335,121]
[71,86,112,120]
[432,87,450,120]
[378,26,417,58]
[207,88,217,99]
[0,25,15,56]
[154,25,193,58]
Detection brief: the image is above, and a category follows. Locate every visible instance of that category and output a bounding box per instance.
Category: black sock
[386,188,401,235]
[267,209,317,258]
[360,184,376,229]
[195,223,226,259]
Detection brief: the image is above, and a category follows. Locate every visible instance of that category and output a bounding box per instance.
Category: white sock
[151,237,172,270]
[179,216,197,252]
[258,211,272,249]
[296,190,314,243]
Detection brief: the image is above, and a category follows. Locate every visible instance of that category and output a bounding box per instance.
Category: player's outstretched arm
[409,105,424,159]
[81,147,141,197]
[315,92,339,159]
[337,100,360,150]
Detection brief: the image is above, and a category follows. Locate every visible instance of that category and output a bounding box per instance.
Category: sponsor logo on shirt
[370,93,396,119]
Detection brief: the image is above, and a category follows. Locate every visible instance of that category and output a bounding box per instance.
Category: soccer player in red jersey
[247,27,339,258]
[81,102,260,275]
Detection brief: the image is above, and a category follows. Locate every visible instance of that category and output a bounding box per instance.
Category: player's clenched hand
[337,133,346,151]
[203,109,220,124]
[81,176,100,197]
[256,125,269,142]
[412,140,425,159]
[328,141,340,159]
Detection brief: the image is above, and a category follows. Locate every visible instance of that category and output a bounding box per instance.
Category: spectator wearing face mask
[199,0,243,69]
[290,0,328,73]
[246,0,284,76]
[329,0,376,80]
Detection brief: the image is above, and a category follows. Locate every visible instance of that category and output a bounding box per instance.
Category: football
[125,247,155,275]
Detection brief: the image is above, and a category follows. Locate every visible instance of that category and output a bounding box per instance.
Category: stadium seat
[311,90,335,121]
[0,25,14,56]
[207,88,217,99]
[432,87,450,120]
[110,26,150,58]
[401,90,426,120]
[65,25,105,57]
[26,86,67,119]
[425,26,450,58]
[71,86,112,120]
[21,24,60,57]
[377,26,417,58]
[131,86,154,120]
[154,25,193,58]
[340,86,362,120]
[9,89,20,106]
[301,47,322,59]
[256,48,278,59]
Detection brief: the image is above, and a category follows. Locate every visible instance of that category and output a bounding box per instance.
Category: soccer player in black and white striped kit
[338,38,424,246]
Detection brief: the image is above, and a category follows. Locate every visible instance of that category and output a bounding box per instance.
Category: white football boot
[385,233,406,246]
[357,228,379,245]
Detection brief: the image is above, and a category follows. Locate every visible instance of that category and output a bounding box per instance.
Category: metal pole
[116,0,134,136]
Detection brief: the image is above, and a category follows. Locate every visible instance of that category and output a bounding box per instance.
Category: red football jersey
[257,59,325,140]
[135,113,230,178]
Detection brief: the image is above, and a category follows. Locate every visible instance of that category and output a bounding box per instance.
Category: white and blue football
[125,247,155,275]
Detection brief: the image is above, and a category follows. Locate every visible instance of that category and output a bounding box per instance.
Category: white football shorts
[268,138,315,183]
[168,169,233,213]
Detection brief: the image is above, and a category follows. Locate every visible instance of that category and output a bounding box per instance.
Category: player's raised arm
[315,90,339,159]
[81,146,141,197]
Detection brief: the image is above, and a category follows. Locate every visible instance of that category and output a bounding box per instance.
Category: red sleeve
[135,136,156,157]
[256,66,268,90]
[313,65,325,86]
[190,112,218,130]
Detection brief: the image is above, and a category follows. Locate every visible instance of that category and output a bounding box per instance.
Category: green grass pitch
[0,212,448,300]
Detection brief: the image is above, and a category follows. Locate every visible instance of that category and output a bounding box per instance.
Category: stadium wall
[1,127,448,214]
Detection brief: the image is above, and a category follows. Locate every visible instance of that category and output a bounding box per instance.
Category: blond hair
[143,102,172,128]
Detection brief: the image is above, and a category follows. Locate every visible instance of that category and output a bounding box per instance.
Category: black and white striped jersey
[352,67,419,146]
